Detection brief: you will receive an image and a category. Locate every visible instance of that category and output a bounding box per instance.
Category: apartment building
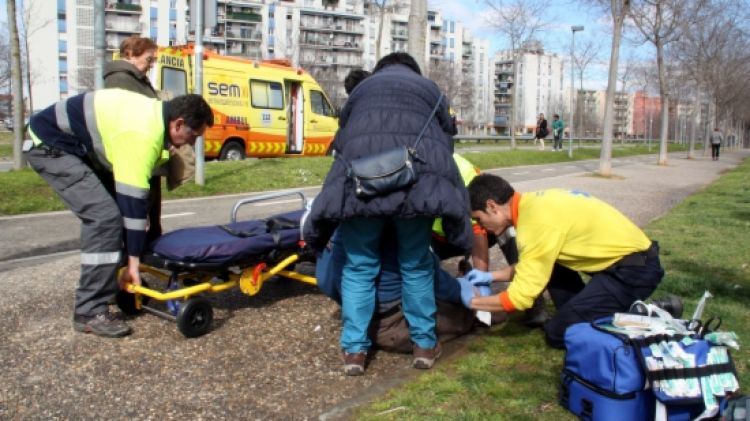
[493,41,564,134]
[26,0,494,118]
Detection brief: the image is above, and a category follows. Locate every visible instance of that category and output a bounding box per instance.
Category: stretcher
[115,190,317,338]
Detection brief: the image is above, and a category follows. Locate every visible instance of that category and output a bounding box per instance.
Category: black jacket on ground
[303,64,473,254]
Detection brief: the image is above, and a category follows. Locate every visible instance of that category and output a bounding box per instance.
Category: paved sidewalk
[0,149,747,420]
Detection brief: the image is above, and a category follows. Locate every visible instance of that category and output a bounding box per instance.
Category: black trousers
[543,242,664,348]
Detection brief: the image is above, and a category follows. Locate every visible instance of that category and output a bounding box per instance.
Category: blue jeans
[339,217,436,353]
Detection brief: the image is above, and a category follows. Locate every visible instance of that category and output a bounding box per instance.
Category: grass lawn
[0,131,12,158]
[353,158,750,420]
[0,143,687,215]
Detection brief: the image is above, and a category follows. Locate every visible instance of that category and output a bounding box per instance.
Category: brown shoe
[342,351,367,376]
[73,312,132,338]
[413,343,442,369]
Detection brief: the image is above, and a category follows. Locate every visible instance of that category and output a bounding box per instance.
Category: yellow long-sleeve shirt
[499,189,652,312]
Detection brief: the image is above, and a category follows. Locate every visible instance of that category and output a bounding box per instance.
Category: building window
[58,0,65,12]
[60,76,68,94]
[59,58,67,72]
[59,40,67,53]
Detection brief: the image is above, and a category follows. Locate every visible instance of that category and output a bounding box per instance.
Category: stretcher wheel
[176,297,213,338]
[115,280,149,315]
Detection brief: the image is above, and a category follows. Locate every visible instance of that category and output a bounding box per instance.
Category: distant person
[710,127,723,161]
[24,91,213,338]
[304,52,472,375]
[552,114,564,151]
[534,113,548,151]
[464,174,664,348]
[104,35,158,99]
[344,69,371,95]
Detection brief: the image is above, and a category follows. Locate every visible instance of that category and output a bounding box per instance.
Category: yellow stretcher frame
[115,190,317,338]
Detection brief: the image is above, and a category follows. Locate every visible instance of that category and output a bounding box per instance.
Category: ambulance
[155,45,338,160]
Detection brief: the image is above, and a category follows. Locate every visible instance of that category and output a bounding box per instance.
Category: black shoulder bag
[342,93,444,198]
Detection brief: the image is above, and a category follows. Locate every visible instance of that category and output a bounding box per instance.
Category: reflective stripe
[55,100,74,135]
[116,181,149,199]
[123,217,147,231]
[80,251,121,266]
[83,92,111,171]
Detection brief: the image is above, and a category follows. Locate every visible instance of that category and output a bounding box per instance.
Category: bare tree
[19,0,53,114]
[428,59,475,131]
[368,0,407,61]
[671,0,750,155]
[630,0,706,165]
[483,0,549,149]
[7,0,25,169]
[584,0,631,176]
[572,38,601,139]
[0,28,10,95]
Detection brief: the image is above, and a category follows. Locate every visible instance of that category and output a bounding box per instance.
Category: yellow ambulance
[155,45,338,160]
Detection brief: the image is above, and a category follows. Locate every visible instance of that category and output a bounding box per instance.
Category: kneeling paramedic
[25,89,213,338]
[463,174,665,348]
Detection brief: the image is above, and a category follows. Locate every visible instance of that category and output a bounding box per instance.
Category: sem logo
[160,56,184,67]
[208,82,241,97]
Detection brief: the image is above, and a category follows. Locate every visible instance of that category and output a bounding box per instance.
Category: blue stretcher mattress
[150,209,304,265]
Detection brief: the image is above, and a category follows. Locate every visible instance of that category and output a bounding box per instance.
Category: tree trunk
[7,0,26,170]
[656,38,669,165]
[687,96,697,159]
[510,50,518,149]
[599,2,628,176]
[375,4,385,61]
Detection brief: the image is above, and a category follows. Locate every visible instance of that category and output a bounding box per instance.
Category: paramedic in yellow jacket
[25,89,213,338]
[463,174,664,348]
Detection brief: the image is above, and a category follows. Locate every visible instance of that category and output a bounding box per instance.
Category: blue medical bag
[561,317,739,420]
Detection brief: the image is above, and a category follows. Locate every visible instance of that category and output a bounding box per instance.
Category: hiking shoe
[342,351,367,376]
[413,343,442,369]
[73,312,132,338]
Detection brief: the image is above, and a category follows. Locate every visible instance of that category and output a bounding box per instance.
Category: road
[0,153,665,267]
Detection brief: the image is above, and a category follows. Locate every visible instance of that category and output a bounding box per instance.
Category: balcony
[106,2,142,13]
[226,29,262,41]
[226,11,262,22]
[105,22,143,34]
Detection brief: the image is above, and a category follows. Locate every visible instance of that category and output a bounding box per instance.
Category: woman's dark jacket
[303,64,473,254]
[103,60,158,98]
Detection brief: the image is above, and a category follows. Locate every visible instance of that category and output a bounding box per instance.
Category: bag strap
[339,92,445,167]
[412,92,445,151]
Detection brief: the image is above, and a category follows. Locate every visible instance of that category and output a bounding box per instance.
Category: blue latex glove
[465,269,493,286]
[457,277,476,308]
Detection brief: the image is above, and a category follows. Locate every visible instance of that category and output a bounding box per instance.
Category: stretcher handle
[231,190,308,223]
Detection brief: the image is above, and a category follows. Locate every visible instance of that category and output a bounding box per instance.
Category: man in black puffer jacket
[303,53,473,376]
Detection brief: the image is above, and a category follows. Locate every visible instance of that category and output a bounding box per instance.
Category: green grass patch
[354,157,750,420]
[0,144,687,215]
[0,132,13,158]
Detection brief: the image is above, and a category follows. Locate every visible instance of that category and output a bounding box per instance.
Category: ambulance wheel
[115,280,149,315]
[220,141,245,161]
[176,297,213,338]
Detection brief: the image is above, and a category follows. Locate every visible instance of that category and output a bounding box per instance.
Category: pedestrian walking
[552,114,564,151]
[710,127,723,161]
[535,113,548,150]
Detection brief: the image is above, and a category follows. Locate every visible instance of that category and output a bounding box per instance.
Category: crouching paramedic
[24,89,213,338]
[463,174,664,348]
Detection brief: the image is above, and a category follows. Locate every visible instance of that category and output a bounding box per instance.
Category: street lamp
[568,25,584,158]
